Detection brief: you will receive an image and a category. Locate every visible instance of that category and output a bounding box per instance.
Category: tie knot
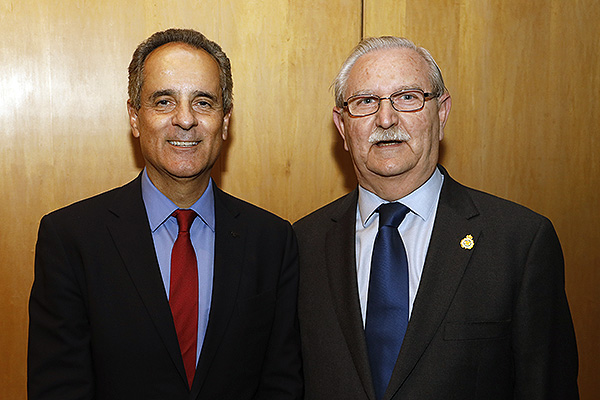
[173,209,197,233]
[377,202,410,229]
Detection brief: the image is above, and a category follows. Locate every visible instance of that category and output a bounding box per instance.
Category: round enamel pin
[460,235,475,250]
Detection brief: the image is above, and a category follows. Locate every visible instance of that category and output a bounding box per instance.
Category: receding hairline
[144,41,222,75]
[139,42,225,103]
[128,28,233,112]
[351,46,430,80]
[333,36,447,108]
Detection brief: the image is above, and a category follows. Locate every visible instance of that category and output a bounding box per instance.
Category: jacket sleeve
[254,222,303,399]
[28,214,95,400]
[512,217,579,400]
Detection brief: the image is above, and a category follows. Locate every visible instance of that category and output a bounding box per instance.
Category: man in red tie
[28,28,302,400]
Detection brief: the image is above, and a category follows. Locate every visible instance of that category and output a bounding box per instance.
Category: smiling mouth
[168,140,200,147]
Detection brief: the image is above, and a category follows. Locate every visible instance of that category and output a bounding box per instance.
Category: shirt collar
[141,168,216,233]
[358,167,444,228]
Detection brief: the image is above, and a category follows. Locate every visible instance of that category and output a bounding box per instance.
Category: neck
[359,167,436,202]
[147,170,210,209]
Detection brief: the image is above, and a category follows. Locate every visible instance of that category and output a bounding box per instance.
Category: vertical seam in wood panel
[361,0,365,39]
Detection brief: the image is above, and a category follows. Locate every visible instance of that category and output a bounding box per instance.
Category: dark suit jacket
[294,167,578,400]
[28,175,302,400]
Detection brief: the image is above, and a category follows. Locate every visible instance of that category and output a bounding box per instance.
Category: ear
[127,100,141,138]
[436,93,452,141]
[222,109,232,141]
[333,107,350,151]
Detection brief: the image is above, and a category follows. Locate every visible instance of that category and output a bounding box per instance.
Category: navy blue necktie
[365,202,410,400]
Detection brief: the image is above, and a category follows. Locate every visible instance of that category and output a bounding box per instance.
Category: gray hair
[128,28,233,112]
[333,36,446,108]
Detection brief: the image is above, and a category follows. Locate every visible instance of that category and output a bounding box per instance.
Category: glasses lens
[348,95,380,116]
[390,90,425,111]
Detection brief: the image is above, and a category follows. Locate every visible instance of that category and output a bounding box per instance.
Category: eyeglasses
[343,89,438,117]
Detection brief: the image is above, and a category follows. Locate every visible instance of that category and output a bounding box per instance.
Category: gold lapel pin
[460,235,475,250]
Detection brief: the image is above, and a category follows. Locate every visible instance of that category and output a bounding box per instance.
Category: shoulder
[214,186,292,229]
[42,177,140,224]
[293,190,357,231]
[459,180,548,222]
[440,169,554,234]
[292,191,357,249]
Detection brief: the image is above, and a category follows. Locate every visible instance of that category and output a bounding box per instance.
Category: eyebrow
[349,85,425,97]
[148,89,219,102]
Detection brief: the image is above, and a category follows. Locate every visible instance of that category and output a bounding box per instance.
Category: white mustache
[368,126,411,144]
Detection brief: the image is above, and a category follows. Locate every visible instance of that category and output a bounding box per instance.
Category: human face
[333,48,451,198]
[128,42,230,194]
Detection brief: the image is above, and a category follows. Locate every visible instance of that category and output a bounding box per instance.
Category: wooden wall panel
[364,1,600,397]
[211,0,362,220]
[0,1,361,398]
[3,0,598,398]
[1,3,141,399]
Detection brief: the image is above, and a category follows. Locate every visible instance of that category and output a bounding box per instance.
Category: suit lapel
[105,176,188,385]
[325,190,377,400]
[191,187,245,397]
[385,170,481,399]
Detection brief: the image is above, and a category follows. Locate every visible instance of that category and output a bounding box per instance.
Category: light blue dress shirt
[356,167,444,326]
[141,169,215,365]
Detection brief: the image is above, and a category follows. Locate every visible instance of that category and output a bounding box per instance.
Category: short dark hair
[128,28,233,112]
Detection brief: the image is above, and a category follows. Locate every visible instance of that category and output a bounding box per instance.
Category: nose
[172,103,198,130]
[375,97,399,129]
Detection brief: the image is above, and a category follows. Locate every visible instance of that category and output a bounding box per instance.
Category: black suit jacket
[28,175,302,400]
[294,167,578,400]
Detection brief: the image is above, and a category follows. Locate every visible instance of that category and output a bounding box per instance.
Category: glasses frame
[343,89,438,117]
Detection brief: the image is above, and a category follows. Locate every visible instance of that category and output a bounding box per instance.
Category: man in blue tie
[294,36,579,400]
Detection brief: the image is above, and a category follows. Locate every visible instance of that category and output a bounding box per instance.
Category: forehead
[141,42,221,94]
[346,47,430,96]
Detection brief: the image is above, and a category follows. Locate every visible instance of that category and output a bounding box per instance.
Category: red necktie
[170,209,198,389]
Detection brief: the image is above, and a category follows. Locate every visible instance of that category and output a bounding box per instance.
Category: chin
[165,165,205,179]
[367,161,413,178]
